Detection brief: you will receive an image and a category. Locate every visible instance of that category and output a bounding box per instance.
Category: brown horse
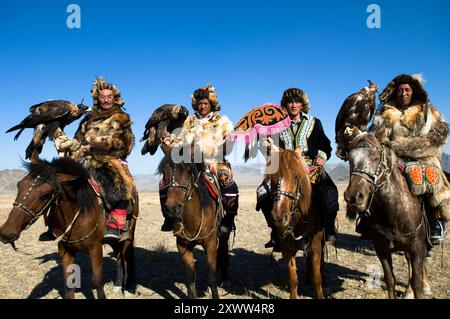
[260,148,325,299]
[344,129,428,299]
[158,155,228,299]
[0,157,139,298]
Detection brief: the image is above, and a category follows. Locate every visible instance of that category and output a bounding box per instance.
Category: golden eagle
[140,104,189,155]
[335,81,379,160]
[6,100,89,159]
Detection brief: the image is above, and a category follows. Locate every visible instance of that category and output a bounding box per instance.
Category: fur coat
[74,106,135,208]
[369,75,450,219]
[167,112,234,168]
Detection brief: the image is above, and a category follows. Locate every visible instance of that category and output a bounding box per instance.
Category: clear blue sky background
[1,0,449,174]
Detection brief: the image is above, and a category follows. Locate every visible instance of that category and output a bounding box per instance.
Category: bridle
[13,175,59,230]
[160,165,200,205]
[161,164,217,241]
[272,177,305,241]
[349,142,387,218]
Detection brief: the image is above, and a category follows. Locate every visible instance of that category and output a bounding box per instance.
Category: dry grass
[0,187,449,299]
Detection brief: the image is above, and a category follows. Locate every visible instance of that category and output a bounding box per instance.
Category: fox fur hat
[191,84,221,112]
[280,88,311,114]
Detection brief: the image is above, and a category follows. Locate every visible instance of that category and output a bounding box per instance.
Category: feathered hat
[280,88,310,113]
[191,84,221,112]
[91,76,124,108]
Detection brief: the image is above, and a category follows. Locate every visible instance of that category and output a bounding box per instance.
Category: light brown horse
[344,129,428,299]
[158,155,228,299]
[260,148,325,299]
[0,157,139,298]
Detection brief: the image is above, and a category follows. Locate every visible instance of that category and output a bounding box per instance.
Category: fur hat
[191,84,221,112]
[91,76,124,109]
[280,88,311,113]
[379,74,428,106]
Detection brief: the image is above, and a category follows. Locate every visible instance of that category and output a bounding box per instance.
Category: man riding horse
[257,88,339,248]
[160,84,239,235]
[368,74,450,245]
[40,77,136,243]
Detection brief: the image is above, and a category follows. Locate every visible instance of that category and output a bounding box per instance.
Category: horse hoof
[423,287,432,295]
[404,292,414,299]
[112,285,122,293]
[124,290,138,297]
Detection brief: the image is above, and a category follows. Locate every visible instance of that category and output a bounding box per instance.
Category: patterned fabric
[280,113,316,152]
[404,161,443,195]
[227,103,291,143]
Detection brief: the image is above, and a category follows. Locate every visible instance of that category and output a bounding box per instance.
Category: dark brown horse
[158,155,228,299]
[344,129,428,299]
[0,157,139,298]
[260,148,325,299]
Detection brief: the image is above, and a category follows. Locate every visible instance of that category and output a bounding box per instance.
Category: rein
[13,175,59,230]
[163,165,218,241]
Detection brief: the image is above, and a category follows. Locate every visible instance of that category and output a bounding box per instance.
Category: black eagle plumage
[6,100,90,159]
[140,104,189,155]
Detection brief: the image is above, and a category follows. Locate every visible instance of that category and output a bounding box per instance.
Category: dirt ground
[0,184,449,299]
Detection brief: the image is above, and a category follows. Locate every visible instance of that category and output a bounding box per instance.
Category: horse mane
[158,154,214,208]
[23,157,97,215]
[265,150,312,217]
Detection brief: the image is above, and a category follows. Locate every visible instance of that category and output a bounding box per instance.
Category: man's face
[196,98,212,118]
[98,89,114,110]
[286,100,303,118]
[396,84,413,108]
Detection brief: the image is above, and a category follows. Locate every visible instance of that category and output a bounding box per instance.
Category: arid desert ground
[0,184,449,299]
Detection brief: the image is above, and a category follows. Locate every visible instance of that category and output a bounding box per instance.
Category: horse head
[265,148,312,240]
[344,128,389,216]
[158,152,205,220]
[0,157,95,245]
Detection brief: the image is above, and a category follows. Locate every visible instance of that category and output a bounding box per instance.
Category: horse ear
[56,173,78,183]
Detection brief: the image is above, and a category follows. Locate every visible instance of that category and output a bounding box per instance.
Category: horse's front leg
[373,241,396,299]
[177,238,197,298]
[89,242,106,299]
[282,249,298,299]
[112,243,124,292]
[58,244,76,299]
[409,247,425,299]
[204,235,219,299]
[307,231,324,299]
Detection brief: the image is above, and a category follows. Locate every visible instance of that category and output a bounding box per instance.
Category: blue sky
[0,0,449,174]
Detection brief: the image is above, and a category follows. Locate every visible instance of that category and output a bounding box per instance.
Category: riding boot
[430,217,446,245]
[220,211,237,235]
[324,211,338,244]
[161,216,173,232]
[356,217,371,240]
[264,231,281,252]
[38,227,56,241]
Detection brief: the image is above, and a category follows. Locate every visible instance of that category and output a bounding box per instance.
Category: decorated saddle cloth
[401,160,443,195]
[304,157,322,184]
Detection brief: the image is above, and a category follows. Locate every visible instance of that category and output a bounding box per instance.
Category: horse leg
[373,242,396,299]
[307,232,325,299]
[112,243,124,292]
[122,240,136,295]
[204,236,220,299]
[405,256,414,299]
[89,242,106,299]
[217,234,229,283]
[282,250,298,299]
[58,244,76,299]
[409,247,425,299]
[423,265,432,295]
[177,239,197,298]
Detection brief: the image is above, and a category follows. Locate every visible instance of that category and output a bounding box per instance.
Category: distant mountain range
[1,153,449,193]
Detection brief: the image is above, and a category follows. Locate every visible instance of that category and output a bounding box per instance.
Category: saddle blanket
[403,161,443,195]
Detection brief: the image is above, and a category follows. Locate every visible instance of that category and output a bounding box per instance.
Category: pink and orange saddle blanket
[398,160,444,196]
